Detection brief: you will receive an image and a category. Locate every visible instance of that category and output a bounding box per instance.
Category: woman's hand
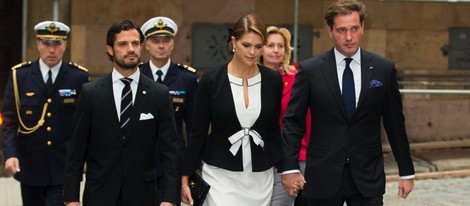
[181,176,194,205]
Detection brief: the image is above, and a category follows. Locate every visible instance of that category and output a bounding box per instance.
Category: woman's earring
[232,45,236,53]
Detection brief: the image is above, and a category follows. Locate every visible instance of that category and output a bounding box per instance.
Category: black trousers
[302,164,383,206]
[20,183,63,206]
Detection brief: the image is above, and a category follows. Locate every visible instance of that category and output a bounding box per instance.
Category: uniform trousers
[20,183,63,206]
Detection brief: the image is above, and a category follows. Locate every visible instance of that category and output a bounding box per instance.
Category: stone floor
[0,148,469,206]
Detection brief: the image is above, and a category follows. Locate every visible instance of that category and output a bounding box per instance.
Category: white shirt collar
[334,48,361,66]
[39,59,62,83]
[112,68,140,85]
[149,59,171,80]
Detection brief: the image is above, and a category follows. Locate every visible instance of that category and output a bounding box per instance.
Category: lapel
[355,50,374,115]
[140,63,154,80]
[30,60,49,96]
[282,72,296,97]
[99,74,122,142]
[319,50,346,118]
[163,62,177,86]
[123,74,151,143]
[219,65,241,128]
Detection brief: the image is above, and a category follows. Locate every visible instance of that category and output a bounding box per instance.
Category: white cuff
[281,169,301,175]
[400,174,415,179]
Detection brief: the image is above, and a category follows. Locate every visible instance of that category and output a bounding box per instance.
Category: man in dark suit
[1,20,89,206]
[279,1,415,205]
[140,16,198,152]
[63,20,179,206]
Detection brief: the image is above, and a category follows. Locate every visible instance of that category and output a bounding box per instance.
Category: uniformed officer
[1,21,89,206]
[140,17,198,151]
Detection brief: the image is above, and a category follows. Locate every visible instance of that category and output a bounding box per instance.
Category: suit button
[47,141,52,146]
[47,98,52,103]
[47,112,52,117]
[47,127,52,132]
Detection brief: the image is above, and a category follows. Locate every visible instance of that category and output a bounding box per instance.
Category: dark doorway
[0,0,22,99]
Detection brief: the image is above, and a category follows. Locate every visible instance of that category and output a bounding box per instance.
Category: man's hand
[397,178,414,199]
[4,157,20,175]
[281,172,305,197]
[160,202,175,206]
[65,202,80,206]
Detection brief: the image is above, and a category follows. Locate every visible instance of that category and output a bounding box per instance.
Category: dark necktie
[156,70,163,83]
[46,70,53,90]
[342,58,355,120]
[120,78,133,139]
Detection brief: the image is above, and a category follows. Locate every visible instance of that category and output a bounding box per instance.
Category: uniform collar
[149,59,171,77]
[39,58,62,83]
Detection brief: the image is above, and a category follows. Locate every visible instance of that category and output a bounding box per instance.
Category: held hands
[397,178,414,199]
[281,172,305,197]
[4,157,20,175]
[181,176,194,205]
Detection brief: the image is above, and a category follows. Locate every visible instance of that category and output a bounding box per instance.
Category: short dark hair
[324,0,367,29]
[227,14,267,55]
[106,20,145,61]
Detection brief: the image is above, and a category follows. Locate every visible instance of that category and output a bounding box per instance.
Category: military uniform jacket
[1,59,89,186]
[140,61,198,150]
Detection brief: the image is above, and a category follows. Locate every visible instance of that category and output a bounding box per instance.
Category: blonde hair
[266,26,296,75]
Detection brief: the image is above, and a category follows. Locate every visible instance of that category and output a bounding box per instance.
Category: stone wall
[22,0,470,141]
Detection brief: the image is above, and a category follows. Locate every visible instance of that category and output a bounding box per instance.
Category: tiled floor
[0,177,21,206]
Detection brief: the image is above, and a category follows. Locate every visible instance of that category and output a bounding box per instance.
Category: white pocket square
[139,113,154,121]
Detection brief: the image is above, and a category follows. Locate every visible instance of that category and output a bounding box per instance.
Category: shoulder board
[11,61,32,70]
[68,62,88,72]
[176,63,197,73]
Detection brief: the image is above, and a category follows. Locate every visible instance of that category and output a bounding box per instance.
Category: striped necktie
[120,78,133,139]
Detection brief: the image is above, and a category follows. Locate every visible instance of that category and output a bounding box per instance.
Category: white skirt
[201,163,274,206]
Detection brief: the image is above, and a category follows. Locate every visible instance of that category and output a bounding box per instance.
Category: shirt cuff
[281,170,301,175]
[400,174,415,179]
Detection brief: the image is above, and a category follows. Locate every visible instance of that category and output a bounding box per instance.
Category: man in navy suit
[139,16,198,152]
[279,1,415,205]
[1,21,89,206]
[63,20,179,206]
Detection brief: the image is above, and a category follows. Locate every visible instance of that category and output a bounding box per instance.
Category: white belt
[228,127,264,156]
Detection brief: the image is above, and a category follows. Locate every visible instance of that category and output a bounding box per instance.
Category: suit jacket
[280,49,415,198]
[279,70,311,161]
[1,59,89,186]
[63,73,180,205]
[181,64,283,175]
[140,62,198,151]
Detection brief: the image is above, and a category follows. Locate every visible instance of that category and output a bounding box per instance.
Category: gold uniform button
[47,98,52,103]
[47,141,52,146]
[47,112,52,117]
[47,127,52,132]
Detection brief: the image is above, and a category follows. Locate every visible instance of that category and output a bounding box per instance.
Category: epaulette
[11,61,32,70]
[177,63,197,73]
[69,62,88,72]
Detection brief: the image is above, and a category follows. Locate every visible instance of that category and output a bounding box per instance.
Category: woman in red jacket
[260,26,311,206]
